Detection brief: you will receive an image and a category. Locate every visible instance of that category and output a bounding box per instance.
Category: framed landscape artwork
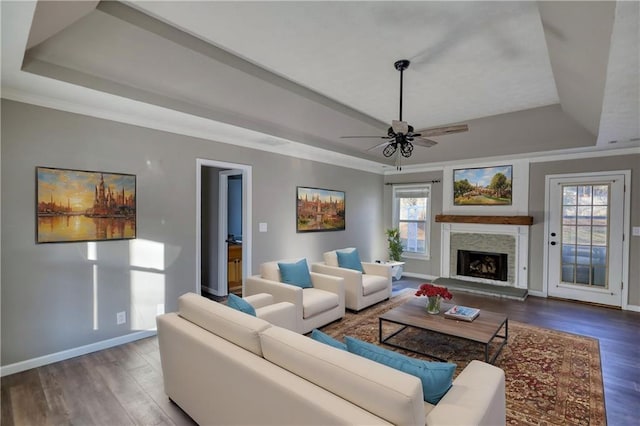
[453,165,513,206]
[296,186,345,232]
[36,167,136,243]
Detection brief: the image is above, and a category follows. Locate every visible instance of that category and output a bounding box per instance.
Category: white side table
[377,261,405,280]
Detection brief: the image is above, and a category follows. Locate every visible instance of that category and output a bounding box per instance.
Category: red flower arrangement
[415,283,452,300]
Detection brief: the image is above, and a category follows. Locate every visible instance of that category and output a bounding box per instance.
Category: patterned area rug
[320,291,606,425]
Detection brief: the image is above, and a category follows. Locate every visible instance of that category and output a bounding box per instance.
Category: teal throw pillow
[345,337,455,404]
[278,259,313,288]
[226,294,256,316]
[336,248,364,273]
[311,329,347,351]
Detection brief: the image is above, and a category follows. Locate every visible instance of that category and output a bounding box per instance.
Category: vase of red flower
[415,283,452,314]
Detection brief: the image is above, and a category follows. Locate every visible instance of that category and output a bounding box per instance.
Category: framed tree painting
[36,166,136,243]
[453,165,513,206]
[296,186,345,232]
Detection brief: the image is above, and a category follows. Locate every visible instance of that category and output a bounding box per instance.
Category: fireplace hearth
[457,250,508,282]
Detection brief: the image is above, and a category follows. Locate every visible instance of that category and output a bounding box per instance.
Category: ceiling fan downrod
[394,59,410,123]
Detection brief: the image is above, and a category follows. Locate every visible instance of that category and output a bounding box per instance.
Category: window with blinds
[392,184,431,258]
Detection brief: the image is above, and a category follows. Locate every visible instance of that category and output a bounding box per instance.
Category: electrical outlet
[632,227,640,237]
[116,311,126,325]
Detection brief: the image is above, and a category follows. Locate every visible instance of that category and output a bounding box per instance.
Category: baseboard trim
[527,290,546,297]
[0,330,157,377]
[401,272,439,281]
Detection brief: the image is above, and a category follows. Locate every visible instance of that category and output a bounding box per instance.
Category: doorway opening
[196,159,252,297]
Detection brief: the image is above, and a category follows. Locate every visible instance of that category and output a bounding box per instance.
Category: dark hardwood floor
[2,280,639,425]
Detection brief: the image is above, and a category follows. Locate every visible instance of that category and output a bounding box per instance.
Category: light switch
[632,226,640,237]
[259,222,268,232]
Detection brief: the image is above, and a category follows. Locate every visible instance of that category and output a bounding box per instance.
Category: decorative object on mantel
[453,165,513,206]
[415,283,453,314]
[435,215,533,225]
[385,228,403,261]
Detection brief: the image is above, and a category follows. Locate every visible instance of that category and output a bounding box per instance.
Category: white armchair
[245,259,345,334]
[312,248,392,312]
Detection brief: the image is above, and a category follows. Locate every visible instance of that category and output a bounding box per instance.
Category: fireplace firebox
[457,250,508,282]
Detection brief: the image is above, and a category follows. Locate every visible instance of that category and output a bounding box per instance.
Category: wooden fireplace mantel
[435,214,534,225]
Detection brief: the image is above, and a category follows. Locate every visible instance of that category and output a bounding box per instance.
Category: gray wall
[1,100,385,366]
[528,155,640,305]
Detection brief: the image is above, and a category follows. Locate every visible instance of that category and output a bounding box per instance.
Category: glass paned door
[560,184,609,288]
[547,174,624,307]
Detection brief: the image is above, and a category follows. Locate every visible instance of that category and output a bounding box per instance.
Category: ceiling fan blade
[417,124,469,137]
[391,120,408,134]
[413,137,438,148]
[340,135,388,139]
[366,141,391,152]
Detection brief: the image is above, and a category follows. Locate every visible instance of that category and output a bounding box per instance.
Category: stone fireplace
[438,218,530,289]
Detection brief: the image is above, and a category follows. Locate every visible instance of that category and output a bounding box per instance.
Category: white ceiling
[2,1,639,172]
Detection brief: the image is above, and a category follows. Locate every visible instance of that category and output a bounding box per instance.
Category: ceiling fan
[341,59,468,169]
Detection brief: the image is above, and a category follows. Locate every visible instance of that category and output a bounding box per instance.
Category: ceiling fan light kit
[341,59,468,170]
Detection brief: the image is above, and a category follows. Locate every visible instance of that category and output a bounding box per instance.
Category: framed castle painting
[296,186,345,232]
[36,166,136,243]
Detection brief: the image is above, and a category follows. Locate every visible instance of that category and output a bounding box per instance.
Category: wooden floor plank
[95,361,173,426]
[58,357,133,425]
[127,363,196,426]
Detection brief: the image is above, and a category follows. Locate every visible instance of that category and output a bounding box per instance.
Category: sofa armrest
[362,262,392,279]
[244,293,274,309]
[309,271,345,295]
[312,263,362,285]
[425,360,505,426]
[245,276,304,308]
[256,302,297,331]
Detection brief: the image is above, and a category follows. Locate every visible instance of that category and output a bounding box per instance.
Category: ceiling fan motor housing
[394,59,410,71]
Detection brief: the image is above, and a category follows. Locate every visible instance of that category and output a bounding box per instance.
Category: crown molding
[383,142,640,175]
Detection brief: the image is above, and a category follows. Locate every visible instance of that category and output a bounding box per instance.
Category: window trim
[392,183,431,260]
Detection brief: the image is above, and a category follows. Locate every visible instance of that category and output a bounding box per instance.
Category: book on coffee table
[444,305,480,322]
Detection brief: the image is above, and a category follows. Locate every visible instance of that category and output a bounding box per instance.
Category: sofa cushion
[362,274,389,296]
[336,248,364,273]
[277,259,313,288]
[178,293,271,356]
[303,288,339,318]
[310,329,346,350]
[345,337,456,404]
[226,294,257,316]
[260,326,425,426]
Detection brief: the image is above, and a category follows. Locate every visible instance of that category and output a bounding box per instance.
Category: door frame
[196,158,252,296]
[542,170,631,309]
[218,170,243,295]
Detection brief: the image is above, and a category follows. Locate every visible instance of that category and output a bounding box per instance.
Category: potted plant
[386,228,403,261]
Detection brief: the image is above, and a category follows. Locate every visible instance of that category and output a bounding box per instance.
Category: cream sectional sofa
[157,293,506,425]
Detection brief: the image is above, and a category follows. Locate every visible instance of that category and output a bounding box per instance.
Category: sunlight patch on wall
[87,241,97,261]
[130,270,165,330]
[130,239,164,270]
[93,264,99,330]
